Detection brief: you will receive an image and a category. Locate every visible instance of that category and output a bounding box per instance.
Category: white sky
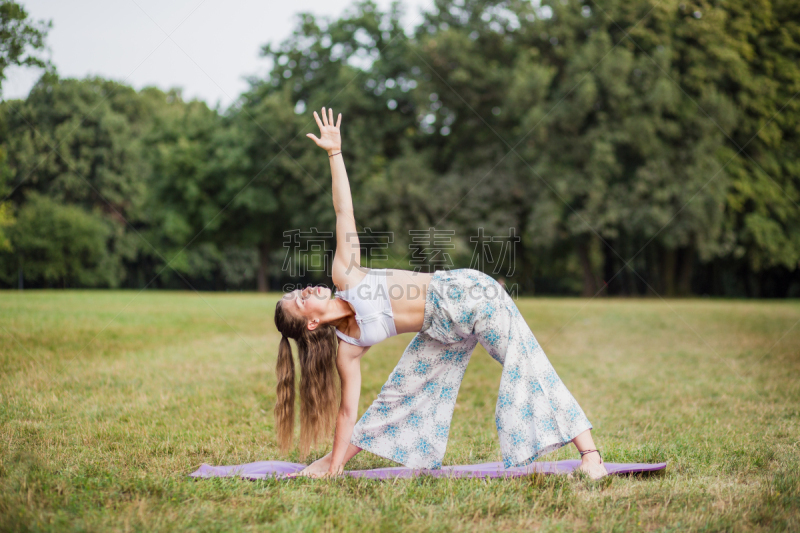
[2,0,431,108]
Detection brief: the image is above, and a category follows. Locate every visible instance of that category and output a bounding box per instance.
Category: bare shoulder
[332,264,370,292]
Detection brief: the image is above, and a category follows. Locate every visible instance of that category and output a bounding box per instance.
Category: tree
[0,0,797,295]
[0,192,115,287]
[252,1,434,287]
[0,74,155,287]
[0,145,14,252]
[715,0,800,296]
[0,0,50,95]
[139,87,227,289]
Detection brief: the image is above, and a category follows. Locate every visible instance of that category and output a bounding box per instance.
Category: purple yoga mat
[189,460,667,480]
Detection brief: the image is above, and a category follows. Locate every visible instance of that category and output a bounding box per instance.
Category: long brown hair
[273,297,339,460]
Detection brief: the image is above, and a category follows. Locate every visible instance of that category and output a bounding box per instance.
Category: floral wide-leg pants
[349,268,593,469]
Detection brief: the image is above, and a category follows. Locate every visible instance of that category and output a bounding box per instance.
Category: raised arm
[306,107,361,285]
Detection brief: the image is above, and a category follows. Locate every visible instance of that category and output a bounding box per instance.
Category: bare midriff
[382,268,434,335]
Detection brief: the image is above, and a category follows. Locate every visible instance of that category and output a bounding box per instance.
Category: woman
[273,107,608,480]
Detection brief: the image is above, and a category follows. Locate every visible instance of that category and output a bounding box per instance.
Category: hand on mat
[307,106,342,154]
[324,464,345,478]
[288,454,332,478]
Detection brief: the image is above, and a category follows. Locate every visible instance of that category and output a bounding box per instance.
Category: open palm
[306,106,342,152]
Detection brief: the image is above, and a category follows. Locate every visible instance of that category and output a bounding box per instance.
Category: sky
[3,0,431,108]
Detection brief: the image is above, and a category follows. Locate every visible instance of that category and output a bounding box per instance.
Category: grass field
[1,290,798,532]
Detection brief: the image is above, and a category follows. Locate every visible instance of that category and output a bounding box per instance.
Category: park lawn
[0,290,798,532]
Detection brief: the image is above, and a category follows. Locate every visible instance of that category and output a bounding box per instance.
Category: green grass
[1,290,798,532]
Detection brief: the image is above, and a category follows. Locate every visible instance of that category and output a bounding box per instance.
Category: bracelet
[329,151,343,158]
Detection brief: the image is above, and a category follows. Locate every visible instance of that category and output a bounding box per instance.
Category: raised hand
[306,106,342,154]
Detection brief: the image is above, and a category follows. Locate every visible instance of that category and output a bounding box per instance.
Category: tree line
[1,0,798,297]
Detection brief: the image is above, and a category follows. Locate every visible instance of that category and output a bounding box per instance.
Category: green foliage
[0,193,116,287]
[720,0,800,273]
[0,0,798,295]
[0,145,14,251]
[0,0,51,94]
[0,201,12,251]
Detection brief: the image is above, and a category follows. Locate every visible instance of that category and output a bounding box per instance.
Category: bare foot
[577,450,608,480]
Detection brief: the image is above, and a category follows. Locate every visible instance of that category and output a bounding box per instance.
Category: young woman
[273,107,608,480]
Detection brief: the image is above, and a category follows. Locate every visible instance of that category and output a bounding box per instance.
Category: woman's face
[284,285,333,329]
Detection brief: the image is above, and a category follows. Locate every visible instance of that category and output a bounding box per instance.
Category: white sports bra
[334,269,398,347]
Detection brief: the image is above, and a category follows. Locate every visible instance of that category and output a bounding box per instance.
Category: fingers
[314,107,342,131]
[285,470,339,479]
[306,133,320,145]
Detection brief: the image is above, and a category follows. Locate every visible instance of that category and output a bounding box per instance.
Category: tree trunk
[602,240,617,295]
[257,241,270,293]
[576,237,597,297]
[647,242,661,295]
[511,206,532,295]
[677,245,694,296]
[625,239,639,296]
[662,247,676,297]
